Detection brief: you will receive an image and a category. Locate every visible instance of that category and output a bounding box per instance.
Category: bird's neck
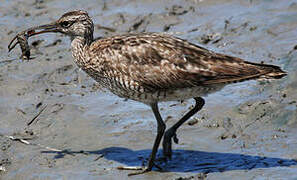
[70,36,92,69]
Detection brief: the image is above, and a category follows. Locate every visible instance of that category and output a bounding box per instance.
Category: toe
[173,133,179,144]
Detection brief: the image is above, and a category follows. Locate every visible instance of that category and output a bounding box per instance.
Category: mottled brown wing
[90,33,284,92]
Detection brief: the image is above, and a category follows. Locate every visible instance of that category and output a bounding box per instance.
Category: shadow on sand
[42,147,297,173]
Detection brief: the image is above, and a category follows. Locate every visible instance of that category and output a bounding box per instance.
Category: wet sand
[1,0,297,179]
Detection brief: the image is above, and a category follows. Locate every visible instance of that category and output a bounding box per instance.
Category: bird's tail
[202,61,287,85]
[246,62,287,80]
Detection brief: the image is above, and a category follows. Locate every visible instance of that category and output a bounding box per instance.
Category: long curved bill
[27,23,58,36]
[8,23,58,52]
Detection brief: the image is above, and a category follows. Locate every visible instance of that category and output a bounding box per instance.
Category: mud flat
[0,0,297,179]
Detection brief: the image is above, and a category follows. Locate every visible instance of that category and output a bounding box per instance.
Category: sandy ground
[1,0,297,179]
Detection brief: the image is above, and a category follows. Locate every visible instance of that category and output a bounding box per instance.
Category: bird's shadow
[42,147,297,173]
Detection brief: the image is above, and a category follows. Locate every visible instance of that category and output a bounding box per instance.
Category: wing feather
[89,33,282,92]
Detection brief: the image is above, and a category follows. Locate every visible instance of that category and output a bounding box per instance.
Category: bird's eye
[60,21,72,28]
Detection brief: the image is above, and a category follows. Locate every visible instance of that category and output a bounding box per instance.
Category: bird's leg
[118,102,166,176]
[163,97,205,160]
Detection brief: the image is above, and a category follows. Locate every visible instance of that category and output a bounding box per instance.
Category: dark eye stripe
[61,21,73,28]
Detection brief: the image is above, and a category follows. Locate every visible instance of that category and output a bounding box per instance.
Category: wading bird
[8,10,287,175]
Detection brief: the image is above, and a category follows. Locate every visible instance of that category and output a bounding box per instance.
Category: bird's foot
[117,162,163,176]
[162,128,179,160]
[117,166,148,176]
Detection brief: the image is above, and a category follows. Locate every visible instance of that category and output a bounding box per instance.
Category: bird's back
[81,32,286,103]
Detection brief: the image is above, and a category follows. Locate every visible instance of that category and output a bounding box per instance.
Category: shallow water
[1,0,297,179]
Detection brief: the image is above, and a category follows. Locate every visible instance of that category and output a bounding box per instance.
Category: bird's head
[27,10,94,40]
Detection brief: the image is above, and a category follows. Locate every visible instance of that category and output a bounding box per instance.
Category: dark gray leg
[146,102,166,170]
[163,97,205,159]
[127,102,166,175]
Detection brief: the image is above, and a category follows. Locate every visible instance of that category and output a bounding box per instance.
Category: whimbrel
[8,10,287,175]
